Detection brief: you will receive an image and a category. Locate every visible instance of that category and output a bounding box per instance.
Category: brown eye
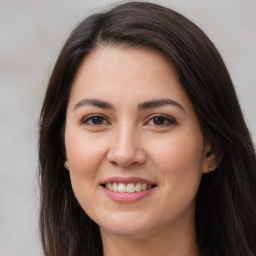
[145,114,176,127]
[152,116,165,125]
[91,116,104,125]
[81,115,110,126]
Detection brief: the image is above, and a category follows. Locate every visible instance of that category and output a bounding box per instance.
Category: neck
[101,219,198,256]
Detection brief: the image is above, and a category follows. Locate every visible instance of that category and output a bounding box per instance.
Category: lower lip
[102,186,155,203]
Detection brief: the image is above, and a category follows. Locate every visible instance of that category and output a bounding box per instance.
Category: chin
[97,215,159,239]
[101,225,153,239]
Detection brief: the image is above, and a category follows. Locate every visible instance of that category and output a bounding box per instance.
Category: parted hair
[39,2,256,255]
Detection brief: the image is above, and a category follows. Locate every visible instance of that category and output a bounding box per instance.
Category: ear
[202,141,222,174]
[64,160,70,170]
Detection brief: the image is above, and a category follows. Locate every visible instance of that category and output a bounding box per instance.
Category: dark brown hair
[39,2,256,255]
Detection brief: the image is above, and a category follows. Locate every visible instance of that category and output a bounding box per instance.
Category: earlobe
[202,142,222,174]
[64,161,70,170]
[208,167,213,173]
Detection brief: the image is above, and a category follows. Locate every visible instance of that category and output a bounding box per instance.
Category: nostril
[109,161,118,167]
[109,158,137,168]
[106,142,147,167]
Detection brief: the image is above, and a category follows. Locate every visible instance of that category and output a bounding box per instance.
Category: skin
[64,46,217,256]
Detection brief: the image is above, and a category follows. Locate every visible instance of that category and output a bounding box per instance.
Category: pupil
[153,117,164,125]
[92,117,103,124]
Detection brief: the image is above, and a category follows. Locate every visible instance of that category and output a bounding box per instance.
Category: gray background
[0,0,255,255]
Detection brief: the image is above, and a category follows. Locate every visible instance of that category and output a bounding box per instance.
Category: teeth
[105,182,153,193]
[135,183,141,192]
[113,183,118,192]
[127,183,135,193]
[118,183,126,193]
[141,183,147,191]
[108,183,113,191]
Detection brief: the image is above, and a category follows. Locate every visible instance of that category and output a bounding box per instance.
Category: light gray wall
[0,0,255,255]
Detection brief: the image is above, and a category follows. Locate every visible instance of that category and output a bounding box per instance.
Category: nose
[106,124,146,168]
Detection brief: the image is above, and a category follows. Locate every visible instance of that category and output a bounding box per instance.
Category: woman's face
[65,46,212,239]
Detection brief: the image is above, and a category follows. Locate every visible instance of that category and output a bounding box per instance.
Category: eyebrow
[137,99,186,112]
[73,98,114,111]
[73,98,185,113]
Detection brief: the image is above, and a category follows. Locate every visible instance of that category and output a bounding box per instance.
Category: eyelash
[80,113,176,127]
[80,114,110,126]
[144,114,177,127]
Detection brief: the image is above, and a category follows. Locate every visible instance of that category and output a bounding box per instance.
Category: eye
[81,114,110,126]
[145,114,176,127]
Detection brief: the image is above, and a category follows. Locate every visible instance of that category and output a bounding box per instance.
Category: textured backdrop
[0,0,255,255]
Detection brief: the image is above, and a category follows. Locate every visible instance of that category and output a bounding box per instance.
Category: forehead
[76,46,174,78]
[68,46,192,111]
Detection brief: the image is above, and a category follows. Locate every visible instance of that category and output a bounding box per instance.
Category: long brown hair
[39,2,256,255]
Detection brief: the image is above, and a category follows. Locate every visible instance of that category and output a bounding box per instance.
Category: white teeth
[105,182,154,193]
[135,183,142,192]
[141,183,147,191]
[108,183,113,191]
[113,182,118,192]
[127,183,136,193]
[118,183,126,193]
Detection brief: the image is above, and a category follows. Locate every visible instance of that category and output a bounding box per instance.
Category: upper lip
[101,176,156,185]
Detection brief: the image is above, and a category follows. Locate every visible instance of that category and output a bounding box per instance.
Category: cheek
[149,130,204,202]
[64,130,106,206]
[151,130,204,171]
[65,130,106,174]
[66,141,102,219]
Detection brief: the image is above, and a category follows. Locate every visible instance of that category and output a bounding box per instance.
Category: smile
[103,183,155,193]
[101,177,157,203]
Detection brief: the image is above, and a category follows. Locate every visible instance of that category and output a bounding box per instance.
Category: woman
[39,2,256,256]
